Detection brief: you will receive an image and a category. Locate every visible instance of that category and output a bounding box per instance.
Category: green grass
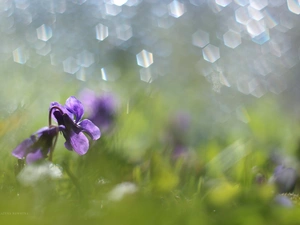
[1,68,300,224]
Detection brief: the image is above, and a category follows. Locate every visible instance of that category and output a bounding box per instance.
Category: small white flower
[108,182,138,201]
[17,162,62,186]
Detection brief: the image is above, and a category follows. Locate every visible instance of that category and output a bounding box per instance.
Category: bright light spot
[136,50,153,68]
[95,23,109,41]
[202,44,220,63]
[215,0,232,7]
[168,0,185,18]
[13,47,27,64]
[287,0,300,15]
[111,0,128,6]
[36,24,52,41]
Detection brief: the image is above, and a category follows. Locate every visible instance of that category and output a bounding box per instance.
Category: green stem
[48,131,59,162]
[62,162,84,200]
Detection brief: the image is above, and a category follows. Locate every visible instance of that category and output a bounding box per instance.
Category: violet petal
[64,141,73,150]
[12,138,34,159]
[35,126,62,138]
[69,131,89,155]
[26,149,44,164]
[65,96,84,122]
[79,119,101,140]
[34,126,51,136]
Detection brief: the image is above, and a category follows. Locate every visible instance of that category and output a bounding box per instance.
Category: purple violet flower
[274,165,297,193]
[12,126,62,164]
[50,96,101,155]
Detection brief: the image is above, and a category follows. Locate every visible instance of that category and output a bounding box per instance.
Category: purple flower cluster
[12,96,101,164]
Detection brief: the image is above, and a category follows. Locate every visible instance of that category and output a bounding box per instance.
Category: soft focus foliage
[2,87,300,224]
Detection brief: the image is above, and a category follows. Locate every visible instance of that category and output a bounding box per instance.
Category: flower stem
[48,128,59,162]
[62,161,84,201]
[48,106,64,127]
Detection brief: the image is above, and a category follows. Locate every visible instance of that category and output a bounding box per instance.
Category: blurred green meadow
[1,60,300,225]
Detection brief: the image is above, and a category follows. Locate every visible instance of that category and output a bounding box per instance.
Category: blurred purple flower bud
[170,111,190,133]
[163,111,192,160]
[274,165,297,193]
[79,89,118,134]
[172,144,189,160]
[167,111,191,146]
[274,195,293,208]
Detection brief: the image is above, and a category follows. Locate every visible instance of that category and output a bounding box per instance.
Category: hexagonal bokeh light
[13,47,27,64]
[223,30,241,49]
[287,0,300,15]
[36,43,51,56]
[116,24,132,41]
[111,0,128,6]
[202,44,220,63]
[192,29,210,48]
[235,0,249,7]
[168,0,185,18]
[140,68,152,83]
[215,0,232,7]
[247,5,264,21]
[15,0,30,9]
[2,0,300,102]
[246,20,266,38]
[77,50,94,68]
[95,23,109,41]
[36,24,52,42]
[136,50,153,68]
[105,3,122,16]
[235,7,250,25]
[249,0,268,10]
[63,57,80,74]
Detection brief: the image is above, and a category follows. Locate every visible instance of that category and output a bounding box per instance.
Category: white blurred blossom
[108,182,138,201]
[17,162,62,186]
